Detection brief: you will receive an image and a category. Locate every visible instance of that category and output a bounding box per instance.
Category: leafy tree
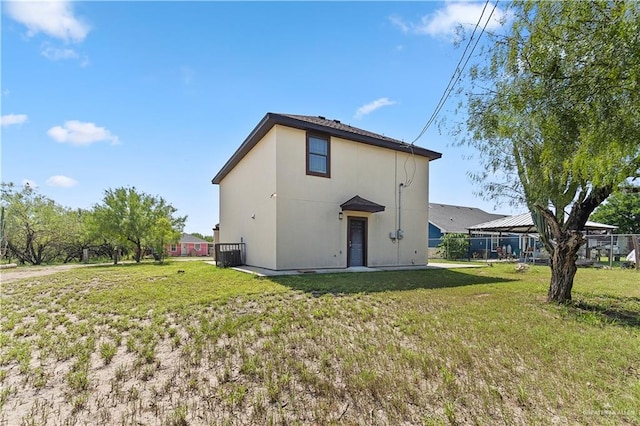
[437,233,470,260]
[457,1,640,302]
[0,206,7,259]
[1,183,70,265]
[60,209,115,263]
[590,184,640,234]
[148,216,180,263]
[93,187,186,263]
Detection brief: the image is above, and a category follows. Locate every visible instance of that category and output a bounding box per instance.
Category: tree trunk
[34,244,44,265]
[135,243,142,263]
[547,232,582,303]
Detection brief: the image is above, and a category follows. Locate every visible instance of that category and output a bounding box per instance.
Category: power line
[410,0,499,145]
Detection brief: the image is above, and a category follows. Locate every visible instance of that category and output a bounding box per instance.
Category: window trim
[170,244,177,252]
[306,132,331,178]
[195,243,201,251]
[490,235,499,251]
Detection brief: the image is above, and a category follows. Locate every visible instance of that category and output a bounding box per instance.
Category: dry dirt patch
[1,264,94,284]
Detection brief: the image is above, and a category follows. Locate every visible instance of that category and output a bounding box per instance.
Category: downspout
[397,182,404,266]
[398,183,404,240]
[394,153,399,264]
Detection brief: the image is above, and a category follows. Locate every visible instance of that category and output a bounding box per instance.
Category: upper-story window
[306,133,330,177]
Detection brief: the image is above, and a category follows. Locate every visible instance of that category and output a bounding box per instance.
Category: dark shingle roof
[279,114,408,145]
[340,195,385,213]
[429,203,507,234]
[179,233,210,244]
[212,113,442,184]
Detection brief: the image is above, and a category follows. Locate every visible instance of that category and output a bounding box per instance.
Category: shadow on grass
[269,268,517,295]
[571,296,640,328]
[86,261,177,269]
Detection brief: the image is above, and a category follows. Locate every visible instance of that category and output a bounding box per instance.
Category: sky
[1,0,517,235]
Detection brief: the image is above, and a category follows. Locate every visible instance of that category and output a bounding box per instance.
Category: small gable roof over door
[340,195,385,213]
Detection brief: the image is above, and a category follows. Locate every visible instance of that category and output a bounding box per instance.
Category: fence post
[634,235,640,271]
[610,233,614,268]
[485,237,489,260]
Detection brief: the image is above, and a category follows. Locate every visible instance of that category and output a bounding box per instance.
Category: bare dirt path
[0,263,96,284]
[0,257,214,284]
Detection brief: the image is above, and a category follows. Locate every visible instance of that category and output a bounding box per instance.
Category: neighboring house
[428,203,507,247]
[167,233,211,257]
[428,203,518,258]
[212,113,442,271]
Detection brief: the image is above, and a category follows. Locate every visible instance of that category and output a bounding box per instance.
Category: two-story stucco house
[212,113,442,271]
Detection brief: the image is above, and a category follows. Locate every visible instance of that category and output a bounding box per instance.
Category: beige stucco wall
[218,128,277,269]
[273,125,430,270]
[218,124,432,271]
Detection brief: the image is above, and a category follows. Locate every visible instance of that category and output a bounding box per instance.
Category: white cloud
[5,0,90,43]
[389,15,410,34]
[46,175,78,188]
[1,114,28,127]
[355,98,397,119]
[47,120,120,146]
[40,44,89,66]
[41,45,78,60]
[391,1,509,40]
[22,179,38,189]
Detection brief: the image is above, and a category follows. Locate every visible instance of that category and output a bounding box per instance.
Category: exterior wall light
[338,211,343,220]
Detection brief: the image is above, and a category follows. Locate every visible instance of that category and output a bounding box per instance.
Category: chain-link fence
[428,233,639,268]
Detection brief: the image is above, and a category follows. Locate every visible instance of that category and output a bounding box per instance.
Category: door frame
[347,216,368,267]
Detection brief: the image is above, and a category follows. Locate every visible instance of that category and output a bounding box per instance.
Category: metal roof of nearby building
[467,212,618,233]
[429,203,507,234]
[212,113,442,184]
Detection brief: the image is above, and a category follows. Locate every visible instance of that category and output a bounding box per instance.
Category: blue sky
[1,1,514,235]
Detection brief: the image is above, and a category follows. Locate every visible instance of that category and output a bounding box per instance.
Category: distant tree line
[590,184,640,235]
[0,183,186,265]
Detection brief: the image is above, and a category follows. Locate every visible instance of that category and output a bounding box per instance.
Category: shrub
[437,233,470,260]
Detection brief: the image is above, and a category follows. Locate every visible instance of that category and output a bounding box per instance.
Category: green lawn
[1,262,639,425]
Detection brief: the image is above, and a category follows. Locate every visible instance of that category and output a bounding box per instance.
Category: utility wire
[409,0,499,145]
[403,0,498,188]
